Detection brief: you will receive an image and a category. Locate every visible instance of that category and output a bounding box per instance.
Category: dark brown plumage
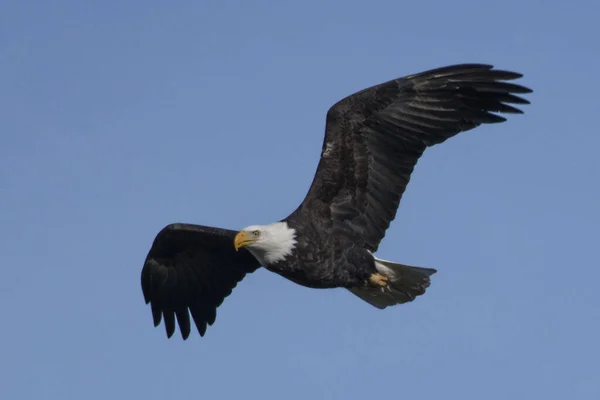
[141,63,532,339]
[297,64,531,252]
[141,224,260,338]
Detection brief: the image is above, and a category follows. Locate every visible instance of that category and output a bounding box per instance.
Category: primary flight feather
[141,63,532,339]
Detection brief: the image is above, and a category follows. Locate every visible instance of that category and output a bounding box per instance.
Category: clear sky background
[2,1,599,399]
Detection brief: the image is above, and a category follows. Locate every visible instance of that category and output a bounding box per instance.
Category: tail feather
[348,257,436,309]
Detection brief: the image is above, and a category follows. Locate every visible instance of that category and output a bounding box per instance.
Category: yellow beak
[234,231,254,251]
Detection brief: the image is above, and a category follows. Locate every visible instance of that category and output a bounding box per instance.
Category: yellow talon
[369,273,389,287]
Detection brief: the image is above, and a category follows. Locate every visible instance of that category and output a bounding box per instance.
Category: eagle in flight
[141,63,532,339]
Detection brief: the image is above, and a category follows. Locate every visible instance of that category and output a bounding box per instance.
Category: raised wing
[141,223,261,339]
[297,64,532,252]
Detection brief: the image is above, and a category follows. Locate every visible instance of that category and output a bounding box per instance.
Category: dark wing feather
[295,64,532,251]
[141,223,260,339]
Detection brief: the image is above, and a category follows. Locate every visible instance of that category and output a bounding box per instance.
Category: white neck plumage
[244,222,297,265]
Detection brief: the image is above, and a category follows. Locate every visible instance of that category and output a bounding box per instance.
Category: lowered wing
[141,223,260,339]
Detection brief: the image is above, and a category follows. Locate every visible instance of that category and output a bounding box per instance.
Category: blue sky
[2,1,599,399]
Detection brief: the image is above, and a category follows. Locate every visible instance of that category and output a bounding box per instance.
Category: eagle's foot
[369,273,389,288]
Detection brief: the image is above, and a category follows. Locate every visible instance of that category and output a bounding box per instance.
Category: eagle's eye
[252,230,260,237]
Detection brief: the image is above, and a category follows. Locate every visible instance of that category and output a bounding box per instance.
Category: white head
[233,222,297,265]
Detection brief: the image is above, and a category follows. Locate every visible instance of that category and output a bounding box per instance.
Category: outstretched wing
[296,64,532,252]
[141,223,261,339]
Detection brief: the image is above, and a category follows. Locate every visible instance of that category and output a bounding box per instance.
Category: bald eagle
[141,63,531,339]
